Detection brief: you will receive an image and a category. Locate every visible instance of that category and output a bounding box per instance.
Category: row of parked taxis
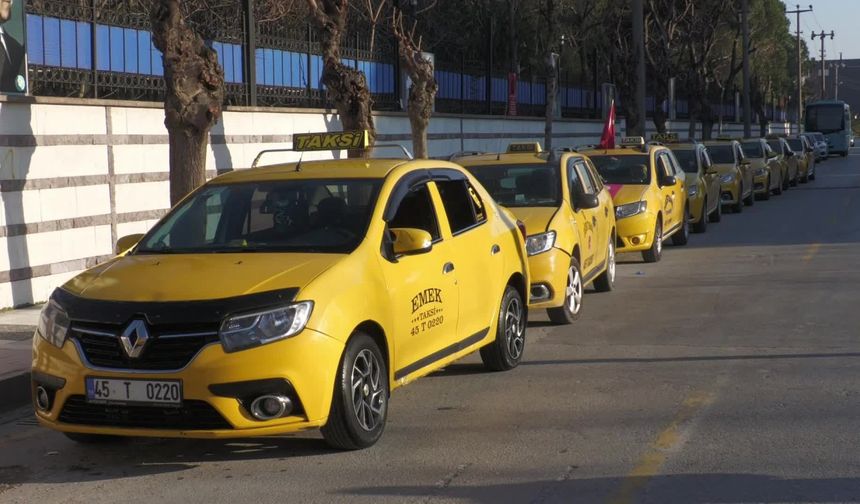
[30,130,819,450]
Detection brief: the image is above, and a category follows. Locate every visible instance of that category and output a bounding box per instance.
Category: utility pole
[834,52,843,99]
[742,0,751,138]
[811,30,834,100]
[632,0,646,136]
[786,4,812,131]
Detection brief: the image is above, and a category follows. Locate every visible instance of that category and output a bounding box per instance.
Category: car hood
[507,206,559,234]
[62,253,345,302]
[605,183,649,205]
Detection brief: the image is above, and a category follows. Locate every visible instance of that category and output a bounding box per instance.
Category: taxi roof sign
[651,132,679,143]
[620,136,645,147]
[506,142,542,153]
[293,130,370,151]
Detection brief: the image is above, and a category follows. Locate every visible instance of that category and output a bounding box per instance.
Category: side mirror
[574,193,600,210]
[767,152,777,159]
[390,228,433,256]
[787,151,795,157]
[116,234,145,255]
[660,175,677,187]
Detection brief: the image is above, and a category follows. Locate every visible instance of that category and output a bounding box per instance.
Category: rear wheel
[760,176,771,200]
[693,199,708,233]
[801,170,809,183]
[547,259,584,324]
[671,207,690,246]
[593,241,616,292]
[743,184,756,206]
[809,171,816,181]
[732,184,744,213]
[321,332,388,450]
[481,285,526,371]
[642,220,663,263]
[774,175,784,195]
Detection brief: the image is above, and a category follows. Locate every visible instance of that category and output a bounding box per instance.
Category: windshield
[589,154,651,184]
[741,142,764,159]
[767,140,783,153]
[787,139,803,151]
[136,179,381,254]
[465,163,561,207]
[805,105,845,134]
[670,149,699,173]
[706,145,735,164]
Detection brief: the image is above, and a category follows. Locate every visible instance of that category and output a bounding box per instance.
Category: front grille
[72,324,219,371]
[59,395,232,430]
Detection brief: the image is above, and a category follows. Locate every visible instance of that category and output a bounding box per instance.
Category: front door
[656,153,679,233]
[567,159,596,272]
[379,181,459,381]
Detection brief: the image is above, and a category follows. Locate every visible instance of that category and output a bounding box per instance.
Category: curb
[0,372,30,414]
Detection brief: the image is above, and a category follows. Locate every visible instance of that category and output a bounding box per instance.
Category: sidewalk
[0,305,41,413]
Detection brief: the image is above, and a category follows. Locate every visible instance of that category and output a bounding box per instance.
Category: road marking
[606,391,714,504]
[802,243,821,262]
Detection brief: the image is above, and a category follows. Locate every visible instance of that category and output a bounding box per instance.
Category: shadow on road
[342,473,860,503]
[520,351,860,367]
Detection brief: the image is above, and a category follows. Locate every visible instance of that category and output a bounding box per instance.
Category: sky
[782,0,860,61]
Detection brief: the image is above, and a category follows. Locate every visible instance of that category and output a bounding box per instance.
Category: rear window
[465,163,561,207]
[588,154,651,185]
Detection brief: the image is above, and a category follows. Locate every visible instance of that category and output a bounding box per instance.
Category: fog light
[631,236,641,245]
[249,394,292,420]
[35,386,51,411]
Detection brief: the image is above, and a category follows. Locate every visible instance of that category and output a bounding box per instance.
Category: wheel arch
[352,320,390,383]
[571,244,581,265]
[507,272,527,305]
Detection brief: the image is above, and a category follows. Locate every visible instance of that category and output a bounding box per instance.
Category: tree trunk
[151,0,225,206]
[405,68,437,159]
[652,87,668,134]
[544,54,557,151]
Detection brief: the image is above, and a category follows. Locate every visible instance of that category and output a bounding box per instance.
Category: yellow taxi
[661,135,722,233]
[765,136,798,190]
[581,137,689,263]
[454,142,616,325]
[30,131,530,450]
[786,136,815,183]
[702,138,755,213]
[740,138,784,200]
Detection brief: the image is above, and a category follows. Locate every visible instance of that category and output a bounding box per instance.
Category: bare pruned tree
[150,0,225,205]
[392,8,438,159]
[306,0,376,156]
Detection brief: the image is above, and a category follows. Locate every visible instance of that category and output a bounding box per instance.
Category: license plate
[85,377,182,406]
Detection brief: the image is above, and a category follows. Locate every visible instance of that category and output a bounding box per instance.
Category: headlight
[38,299,70,348]
[525,231,556,256]
[687,185,699,197]
[615,201,647,219]
[720,174,735,184]
[219,302,314,352]
[755,168,767,177]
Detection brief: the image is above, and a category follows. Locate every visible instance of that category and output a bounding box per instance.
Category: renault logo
[119,319,150,359]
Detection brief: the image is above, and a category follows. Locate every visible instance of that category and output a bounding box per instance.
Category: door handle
[491,244,501,255]
[443,262,455,274]
[604,207,609,217]
[591,216,597,226]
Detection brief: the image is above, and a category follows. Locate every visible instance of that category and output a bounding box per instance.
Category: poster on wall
[0,0,27,94]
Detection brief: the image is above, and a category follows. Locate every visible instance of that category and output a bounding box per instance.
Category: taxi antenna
[295,150,304,172]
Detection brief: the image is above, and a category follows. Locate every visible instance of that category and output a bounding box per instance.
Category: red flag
[598,100,616,149]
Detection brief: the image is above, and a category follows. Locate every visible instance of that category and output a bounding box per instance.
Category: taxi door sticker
[664,194,674,215]
[410,288,444,336]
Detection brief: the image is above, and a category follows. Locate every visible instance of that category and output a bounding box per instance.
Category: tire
[809,171,816,181]
[782,173,790,191]
[774,176,783,196]
[732,184,744,214]
[760,176,771,200]
[63,433,122,444]
[801,171,809,184]
[671,207,690,246]
[743,184,755,206]
[642,220,663,263]
[709,198,722,223]
[546,258,584,324]
[693,199,708,233]
[321,332,388,450]
[790,173,799,187]
[481,285,526,371]
[592,240,616,293]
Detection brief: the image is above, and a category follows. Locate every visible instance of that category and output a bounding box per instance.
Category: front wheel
[321,333,389,450]
[593,241,616,292]
[481,285,526,371]
[546,259,584,324]
[642,220,663,263]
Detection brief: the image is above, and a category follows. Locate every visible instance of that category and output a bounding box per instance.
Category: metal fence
[23,0,794,124]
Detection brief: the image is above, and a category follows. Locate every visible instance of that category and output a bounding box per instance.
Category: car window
[589,154,651,184]
[574,162,596,194]
[670,149,699,174]
[741,142,764,158]
[706,145,734,164]
[138,179,382,254]
[388,183,441,241]
[466,163,561,207]
[666,151,684,176]
[436,179,483,234]
[657,153,673,179]
[584,159,604,191]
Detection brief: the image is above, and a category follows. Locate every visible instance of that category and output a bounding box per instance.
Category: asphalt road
[2,152,860,504]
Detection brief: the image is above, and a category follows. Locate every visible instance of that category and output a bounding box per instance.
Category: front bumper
[688,194,705,224]
[527,247,571,309]
[753,172,770,194]
[616,212,658,253]
[720,180,740,205]
[31,328,343,438]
